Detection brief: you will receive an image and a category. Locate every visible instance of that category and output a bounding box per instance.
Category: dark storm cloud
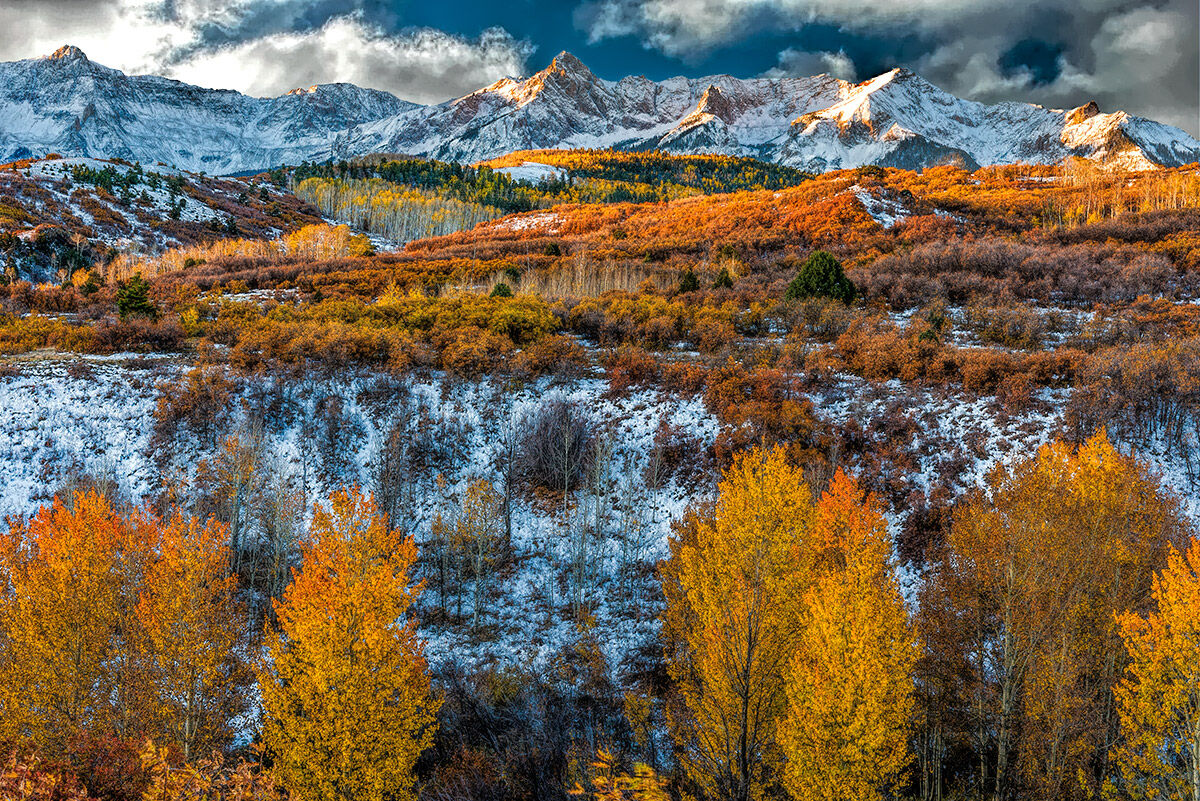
[576,0,1200,135]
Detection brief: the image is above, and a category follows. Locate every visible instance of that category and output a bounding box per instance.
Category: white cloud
[765,47,856,81]
[167,17,533,101]
[0,1,533,104]
[0,0,187,74]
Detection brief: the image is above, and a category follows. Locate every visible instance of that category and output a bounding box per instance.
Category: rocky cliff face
[2,46,1196,174]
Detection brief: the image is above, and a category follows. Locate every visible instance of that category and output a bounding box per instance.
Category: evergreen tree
[679,268,700,294]
[784,250,857,304]
[117,274,157,320]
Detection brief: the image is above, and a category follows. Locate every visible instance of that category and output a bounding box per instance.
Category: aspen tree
[259,488,438,801]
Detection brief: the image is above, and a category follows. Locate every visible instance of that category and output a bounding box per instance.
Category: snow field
[2,355,1198,673]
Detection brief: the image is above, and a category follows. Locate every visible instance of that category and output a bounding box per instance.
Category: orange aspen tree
[1113,538,1200,801]
[778,472,917,801]
[0,493,135,752]
[259,488,438,801]
[661,447,815,801]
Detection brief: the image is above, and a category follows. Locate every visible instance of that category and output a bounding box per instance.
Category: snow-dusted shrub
[517,396,596,492]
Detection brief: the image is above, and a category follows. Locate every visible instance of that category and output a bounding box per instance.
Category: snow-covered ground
[13,157,228,251]
[0,355,716,672]
[25,156,184,179]
[852,186,912,228]
[489,211,563,234]
[24,158,223,228]
[2,354,1197,672]
[495,161,567,184]
[0,354,171,514]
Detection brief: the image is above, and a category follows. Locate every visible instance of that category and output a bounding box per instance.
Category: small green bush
[117,274,157,320]
[784,251,856,304]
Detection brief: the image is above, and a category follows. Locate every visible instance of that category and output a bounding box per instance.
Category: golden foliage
[570,749,669,801]
[924,432,1190,800]
[661,447,813,801]
[0,493,144,750]
[0,750,90,801]
[259,488,438,801]
[777,472,916,801]
[111,224,372,281]
[1113,537,1200,801]
[133,516,248,761]
[0,493,247,761]
[140,741,281,801]
[663,449,915,801]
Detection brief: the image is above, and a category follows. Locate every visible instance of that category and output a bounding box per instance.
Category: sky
[1,0,1197,135]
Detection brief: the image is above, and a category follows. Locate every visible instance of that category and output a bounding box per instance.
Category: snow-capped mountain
[343,52,848,162]
[0,45,415,174]
[772,68,1200,172]
[1,46,1197,174]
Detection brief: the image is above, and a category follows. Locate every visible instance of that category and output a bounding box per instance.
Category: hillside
[3,150,1200,800]
[0,156,325,284]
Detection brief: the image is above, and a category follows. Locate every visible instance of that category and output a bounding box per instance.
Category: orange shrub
[438,326,512,378]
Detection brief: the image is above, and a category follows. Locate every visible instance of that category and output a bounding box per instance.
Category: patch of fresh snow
[495,161,567,184]
[490,211,563,233]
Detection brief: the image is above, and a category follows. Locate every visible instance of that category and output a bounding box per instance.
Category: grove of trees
[2,433,1198,801]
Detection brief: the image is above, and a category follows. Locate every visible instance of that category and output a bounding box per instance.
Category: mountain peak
[695,84,736,124]
[1,47,1197,173]
[48,45,88,62]
[547,51,592,78]
[860,67,917,90]
[1066,101,1102,125]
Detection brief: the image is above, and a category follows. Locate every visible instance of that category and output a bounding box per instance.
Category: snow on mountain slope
[1,46,1196,174]
[774,69,1200,171]
[495,161,568,183]
[0,45,415,174]
[344,52,846,162]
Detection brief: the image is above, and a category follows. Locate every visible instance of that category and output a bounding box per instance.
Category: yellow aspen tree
[920,432,1188,801]
[661,446,816,801]
[133,514,249,762]
[259,487,438,801]
[778,472,916,801]
[0,493,133,752]
[1113,538,1200,801]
